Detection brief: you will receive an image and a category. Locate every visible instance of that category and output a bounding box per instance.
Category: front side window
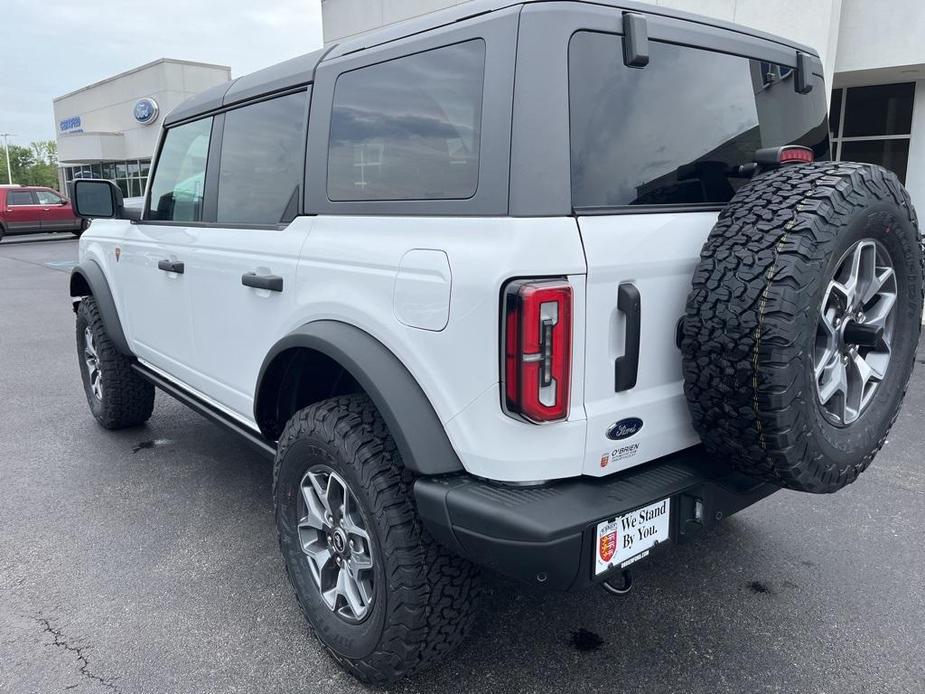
[147,117,212,221]
[37,190,64,205]
[217,91,308,225]
[327,40,486,201]
[7,191,35,205]
[569,33,830,209]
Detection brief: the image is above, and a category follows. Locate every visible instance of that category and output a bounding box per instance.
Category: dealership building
[52,59,231,197]
[321,0,925,207]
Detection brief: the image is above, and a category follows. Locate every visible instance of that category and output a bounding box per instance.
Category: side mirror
[71,179,125,219]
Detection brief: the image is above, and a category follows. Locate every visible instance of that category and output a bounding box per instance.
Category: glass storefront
[61,159,151,198]
[830,82,915,183]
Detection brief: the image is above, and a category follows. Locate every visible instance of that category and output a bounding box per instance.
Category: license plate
[594,497,671,575]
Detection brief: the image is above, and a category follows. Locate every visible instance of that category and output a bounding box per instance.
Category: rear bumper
[414,447,777,591]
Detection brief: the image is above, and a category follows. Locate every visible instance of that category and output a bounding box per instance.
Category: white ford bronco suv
[69,0,923,684]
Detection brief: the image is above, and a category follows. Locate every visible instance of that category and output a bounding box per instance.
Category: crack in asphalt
[36,617,119,691]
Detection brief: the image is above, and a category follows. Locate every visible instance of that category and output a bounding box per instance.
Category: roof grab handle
[622,12,649,68]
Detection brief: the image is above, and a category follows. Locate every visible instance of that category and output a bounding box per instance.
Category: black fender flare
[69,261,132,356]
[255,321,463,476]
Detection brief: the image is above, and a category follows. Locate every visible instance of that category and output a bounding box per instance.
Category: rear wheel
[76,296,154,428]
[682,162,923,493]
[274,394,480,684]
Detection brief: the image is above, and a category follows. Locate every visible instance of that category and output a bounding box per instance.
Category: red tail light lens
[778,145,814,163]
[502,279,572,423]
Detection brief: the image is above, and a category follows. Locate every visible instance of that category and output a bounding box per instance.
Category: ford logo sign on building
[133,97,159,125]
[606,418,644,441]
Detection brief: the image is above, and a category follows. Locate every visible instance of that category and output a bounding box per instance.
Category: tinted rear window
[7,190,34,205]
[569,32,830,209]
[327,40,485,201]
[217,90,307,225]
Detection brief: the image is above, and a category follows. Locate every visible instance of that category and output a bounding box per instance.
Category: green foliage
[1,140,59,189]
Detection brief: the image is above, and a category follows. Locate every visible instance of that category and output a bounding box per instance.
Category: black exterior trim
[415,446,778,590]
[621,11,649,67]
[132,363,277,460]
[69,261,132,355]
[255,321,464,475]
[574,203,726,215]
[614,282,641,391]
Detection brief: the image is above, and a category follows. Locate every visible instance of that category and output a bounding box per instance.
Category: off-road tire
[75,296,154,428]
[682,162,924,493]
[274,394,480,685]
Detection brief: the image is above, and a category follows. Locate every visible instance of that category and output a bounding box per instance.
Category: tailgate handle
[615,283,641,392]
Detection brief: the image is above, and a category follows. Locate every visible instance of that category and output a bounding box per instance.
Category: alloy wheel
[814,239,897,426]
[83,327,103,401]
[297,466,375,623]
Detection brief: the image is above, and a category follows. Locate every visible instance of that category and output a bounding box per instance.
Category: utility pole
[0,133,13,185]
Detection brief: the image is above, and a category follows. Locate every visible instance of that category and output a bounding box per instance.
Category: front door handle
[157,259,185,274]
[242,272,283,292]
[615,282,641,392]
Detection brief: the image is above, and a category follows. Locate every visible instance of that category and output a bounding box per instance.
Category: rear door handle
[242,272,283,292]
[157,259,184,274]
[614,282,641,392]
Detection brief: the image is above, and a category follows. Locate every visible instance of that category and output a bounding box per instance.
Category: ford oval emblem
[606,418,643,441]
[133,97,159,125]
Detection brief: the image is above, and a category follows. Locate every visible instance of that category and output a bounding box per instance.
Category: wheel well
[255,347,361,440]
[70,271,92,297]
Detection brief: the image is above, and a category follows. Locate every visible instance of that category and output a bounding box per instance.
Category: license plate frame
[594,497,672,576]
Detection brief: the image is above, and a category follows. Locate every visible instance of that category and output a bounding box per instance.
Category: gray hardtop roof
[164,47,329,126]
[164,0,818,126]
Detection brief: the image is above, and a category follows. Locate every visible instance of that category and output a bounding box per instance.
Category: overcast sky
[1,0,323,146]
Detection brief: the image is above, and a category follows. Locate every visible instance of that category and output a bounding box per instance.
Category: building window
[61,158,151,198]
[830,82,915,183]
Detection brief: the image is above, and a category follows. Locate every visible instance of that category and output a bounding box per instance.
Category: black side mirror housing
[70,179,125,219]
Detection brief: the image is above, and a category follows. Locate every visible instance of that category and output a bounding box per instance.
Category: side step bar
[131,362,277,460]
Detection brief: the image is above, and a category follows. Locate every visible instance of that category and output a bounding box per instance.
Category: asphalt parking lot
[1,235,923,694]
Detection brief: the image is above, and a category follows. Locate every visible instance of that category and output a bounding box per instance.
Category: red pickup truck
[0,186,86,241]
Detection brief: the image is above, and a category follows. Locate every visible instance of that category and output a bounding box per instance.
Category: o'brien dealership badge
[599,526,618,563]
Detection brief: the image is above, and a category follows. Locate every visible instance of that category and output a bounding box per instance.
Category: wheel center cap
[332,528,347,554]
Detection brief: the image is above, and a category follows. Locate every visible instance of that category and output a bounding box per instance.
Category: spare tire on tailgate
[681,162,924,493]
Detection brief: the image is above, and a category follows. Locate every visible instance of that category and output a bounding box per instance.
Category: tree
[1,140,59,188]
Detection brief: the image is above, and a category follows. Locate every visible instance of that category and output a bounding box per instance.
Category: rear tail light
[755,145,815,167]
[502,278,572,423]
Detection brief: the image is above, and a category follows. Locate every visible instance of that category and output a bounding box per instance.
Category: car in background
[0,185,87,241]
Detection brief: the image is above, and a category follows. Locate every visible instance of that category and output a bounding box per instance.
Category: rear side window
[7,190,35,205]
[569,32,830,209]
[217,91,308,225]
[327,40,486,201]
[147,117,212,222]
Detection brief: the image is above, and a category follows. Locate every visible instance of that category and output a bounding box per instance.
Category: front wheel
[76,296,154,428]
[274,394,480,684]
